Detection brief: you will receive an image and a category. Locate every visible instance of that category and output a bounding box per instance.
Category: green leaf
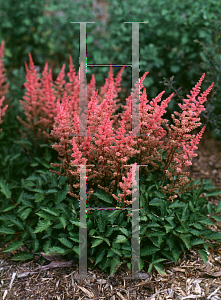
[32,239,39,252]
[0,226,15,234]
[205,190,221,197]
[9,218,25,230]
[176,233,191,249]
[118,227,129,237]
[197,249,208,264]
[89,229,96,236]
[46,246,66,255]
[92,190,113,204]
[55,184,69,204]
[70,219,80,227]
[191,238,205,245]
[98,214,105,232]
[20,208,32,220]
[103,238,111,246]
[58,237,73,249]
[35,193,44,202]
[207,203,214,214]
[33,220,51,233]
[110,256,121,275]
[149,198,162,206]
[166,238,174,251]
[0,180,11,198]
[141,245,160,256]
[95,249,106,265]
[203,232,221,240]
[35,211,55,220]
[40,207,60,216]
[1,204,15,212]
[73,246,79,255]
[198,218,215,226]
[58,176,68,186]
[216,201,221,213]
[59,216,67,229]
[168,201,186,208]
[45,189,58,195]
[154,263,167,275]
[92,239,104,248]
[3,241,24,252]
[11,252,33,261]
[115,235,127,243]
[154,191,164,198]
[111,248,122,257]
[171,248,180,261]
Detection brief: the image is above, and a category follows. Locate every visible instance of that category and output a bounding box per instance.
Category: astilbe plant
[50,70,214,207]
[0,41,9,100]
[17,54,124,146]
[0,40,9,132]
[0,96,8,132]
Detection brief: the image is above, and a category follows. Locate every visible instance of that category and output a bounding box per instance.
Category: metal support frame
[70,21,148,279]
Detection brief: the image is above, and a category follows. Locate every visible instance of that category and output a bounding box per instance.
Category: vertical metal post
[70,21,148,279]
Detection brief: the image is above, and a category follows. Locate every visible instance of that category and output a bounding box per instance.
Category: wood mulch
[1,130,221,300]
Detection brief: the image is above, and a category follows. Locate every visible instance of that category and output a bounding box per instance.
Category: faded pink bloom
[0,96,8,131]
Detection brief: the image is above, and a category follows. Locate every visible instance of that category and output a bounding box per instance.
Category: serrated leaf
[205,190,221,197]
[58,237,73,248]
[20,208,32,220]
[103,238,111,246]
[149,198,162,206]
[58,176,68,186]
[207,203,214,215]
[118,227,129,237]
[203,232,221,240]
[115,235,127,243]
[11,252,33,261]
[55,184,69,204]
[211,215,221,221]
[32,239,39,252]
[46,246,66,255]
[59,216,67,229]
[10,218,25,230]
[216,201,221,213]
[3,241,24,252]
[191,238,205,245]
[45,189,58,194]
[141,245,160,256]
[70,219,80,227]
[110,248,122,257]
[93,190,113,204]
[0,180,11,198]
[98,214,105,232]
[89,229,96,236]
[1,204,15,212]
[95,249,106,265]
[73,246,79,255]
[0,226,15,234]
[91,239,104,248]
[35,211,55,220]
[168,201,186,208]
[154,263,167,275]
[197,249,208,263]
[35,193,44,202]
[198,218,215,226]
[40,207,60,216]
[154,191,164,198]
[33,220,51,233]
[110,256,121,275]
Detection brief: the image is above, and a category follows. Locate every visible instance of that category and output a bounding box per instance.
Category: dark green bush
[1,163,221,275]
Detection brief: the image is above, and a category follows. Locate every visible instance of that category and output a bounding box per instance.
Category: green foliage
[1,164,221,276]
[2,0,220,135]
